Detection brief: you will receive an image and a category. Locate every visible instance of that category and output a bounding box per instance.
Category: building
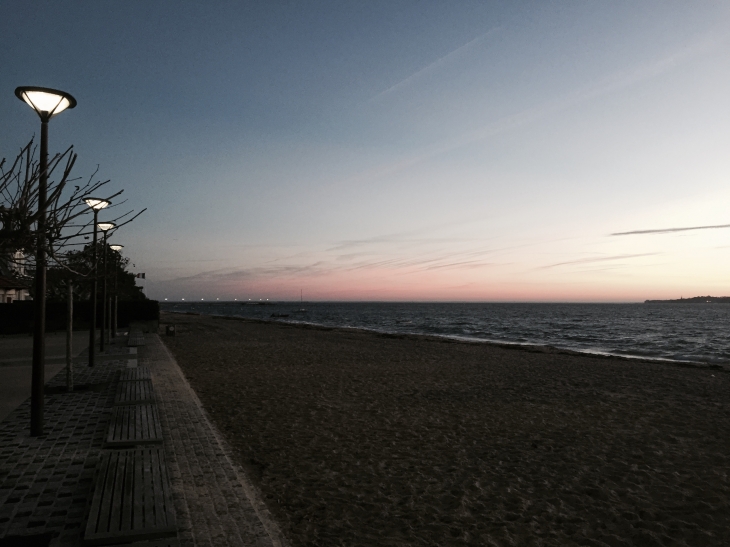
[0,275,29,303]
[0,251,30,303]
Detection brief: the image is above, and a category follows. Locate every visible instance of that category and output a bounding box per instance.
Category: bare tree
[0,137,145,282]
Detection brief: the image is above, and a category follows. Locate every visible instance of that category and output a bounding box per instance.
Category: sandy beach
[161,311,730,546]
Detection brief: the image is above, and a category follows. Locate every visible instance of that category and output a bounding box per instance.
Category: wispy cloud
[540,253,659,269]
[369,28,500,103]
[423,259,496,271]
[612,224,730,236]
[164,263,330,285]
[157,238,515,286]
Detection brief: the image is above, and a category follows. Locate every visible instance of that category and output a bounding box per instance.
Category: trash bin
[165,325,176,336]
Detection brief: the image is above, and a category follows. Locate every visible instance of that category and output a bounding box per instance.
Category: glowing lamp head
[84,198,110,211]
[15,86,77,121]
[110,244,124,251]
[97,222,116,232]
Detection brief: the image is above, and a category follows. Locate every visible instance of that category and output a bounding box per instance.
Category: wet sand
[161,311,730,546]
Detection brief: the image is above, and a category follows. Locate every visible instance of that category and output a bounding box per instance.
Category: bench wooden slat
[121,450,135,534]
[119,366,151,381]
[146,450,157,530]
[136,406,145,440]
[84,448,177,545]
[145,405,158,439]
[106,405,163,447]
[114,380,155,406]
[91,450,119,538]
[109,451,128,535]
[152,449,174,532]
[133,448,146,527]
[86,456,114,540]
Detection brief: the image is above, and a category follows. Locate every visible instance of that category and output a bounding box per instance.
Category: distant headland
[645,296,730,304]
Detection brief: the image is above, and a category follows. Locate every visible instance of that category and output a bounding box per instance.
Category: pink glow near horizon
[153,259,730,302]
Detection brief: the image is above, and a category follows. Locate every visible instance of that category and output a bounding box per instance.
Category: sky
[2,1,730,302]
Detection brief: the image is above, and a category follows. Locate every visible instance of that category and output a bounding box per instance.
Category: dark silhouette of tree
[46,243,146,302]
[0,137,145,293]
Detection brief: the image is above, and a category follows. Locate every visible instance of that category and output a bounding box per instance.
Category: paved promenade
[0,332,287,546]
[149,334,287,547]
[0,331,90,421]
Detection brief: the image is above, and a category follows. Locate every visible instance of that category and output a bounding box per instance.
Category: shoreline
[164,309,725,370]
[161,311,730,546]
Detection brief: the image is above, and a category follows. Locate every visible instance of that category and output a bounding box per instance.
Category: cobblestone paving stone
[0,343,128,546]
[147,334,287,547]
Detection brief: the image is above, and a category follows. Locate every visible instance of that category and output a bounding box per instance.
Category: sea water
[160,301,730,365]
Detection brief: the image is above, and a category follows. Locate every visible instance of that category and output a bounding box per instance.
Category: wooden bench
[84,447,177,545]
[106,404,163,448]
[127,330,145,347]
[119,366,151,382]
[114,380,155,406]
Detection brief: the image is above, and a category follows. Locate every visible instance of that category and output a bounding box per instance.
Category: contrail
[612,224,730,236]
[540,253,658,269]
[340,32,726,189]
[369,27,499,102]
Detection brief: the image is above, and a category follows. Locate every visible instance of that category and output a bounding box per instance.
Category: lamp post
[110,244,123,339]
[84,198,110,367]
[15,86,76,436]
[97,222,115,352]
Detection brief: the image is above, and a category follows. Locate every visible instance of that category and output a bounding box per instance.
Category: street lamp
[15,86,76,437]
[110,244,123,339]
[97,222,115,352]
[84,198,109,367]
